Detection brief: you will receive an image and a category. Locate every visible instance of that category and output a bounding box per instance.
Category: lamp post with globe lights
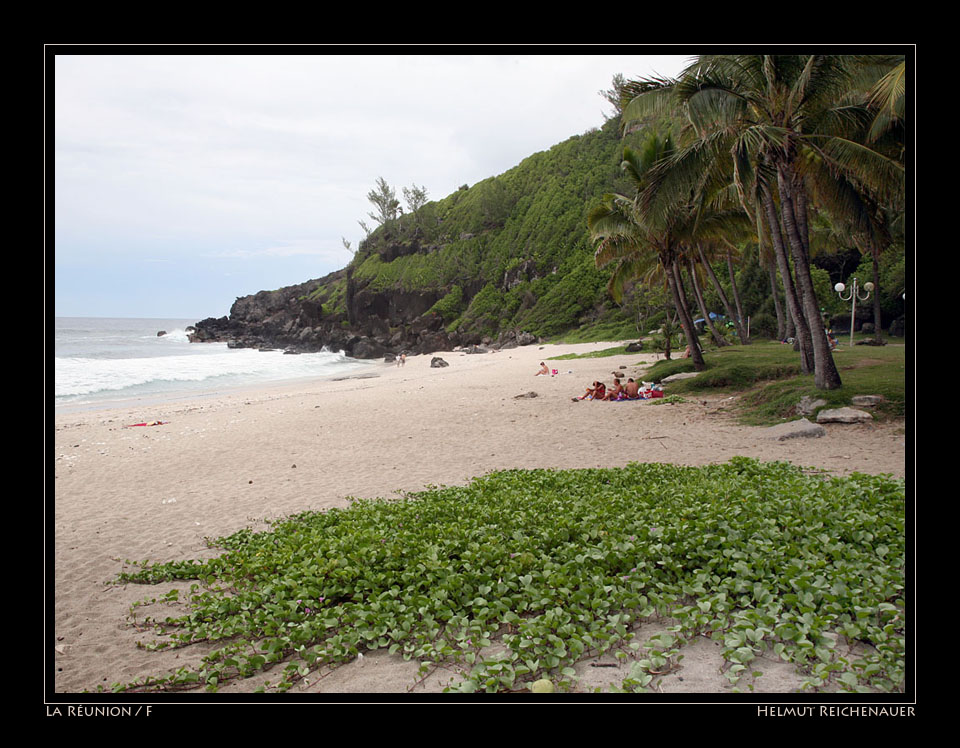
[834,278,874,347]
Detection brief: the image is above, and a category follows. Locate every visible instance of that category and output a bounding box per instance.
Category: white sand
[51,341,906,695]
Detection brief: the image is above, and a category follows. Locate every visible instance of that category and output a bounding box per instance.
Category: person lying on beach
[536,362,550,376]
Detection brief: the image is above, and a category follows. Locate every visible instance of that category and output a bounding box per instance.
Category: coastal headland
[51,341,906,695]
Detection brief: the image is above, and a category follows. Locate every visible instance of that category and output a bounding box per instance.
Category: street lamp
[834,277,874,347]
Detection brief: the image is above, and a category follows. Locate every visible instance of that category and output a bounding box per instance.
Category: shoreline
[50,341,907,695]
[52,360,383,416]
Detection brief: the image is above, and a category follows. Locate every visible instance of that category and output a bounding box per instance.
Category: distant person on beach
[400,352,406,366]
[624,378,640,399]
[396,354,401,367]
[536,362,549,376]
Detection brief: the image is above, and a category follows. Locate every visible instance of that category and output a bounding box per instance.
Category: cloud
[53,51,692,316]
[209,240,350,263]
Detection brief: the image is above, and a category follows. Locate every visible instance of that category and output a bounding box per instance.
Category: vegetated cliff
[190,118,643,358]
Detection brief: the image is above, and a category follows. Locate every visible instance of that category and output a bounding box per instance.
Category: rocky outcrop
[188,261,546,361]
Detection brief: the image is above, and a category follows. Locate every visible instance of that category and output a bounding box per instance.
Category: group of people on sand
[572,374,643,402]
[534,360,658,401]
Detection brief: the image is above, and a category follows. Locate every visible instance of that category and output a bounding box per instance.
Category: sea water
[53,317,375,411]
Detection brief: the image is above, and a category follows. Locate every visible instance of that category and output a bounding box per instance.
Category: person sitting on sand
[623,378,640,399]
[573,381,605,401]
[536,361,550,376]
[604,377,625,401]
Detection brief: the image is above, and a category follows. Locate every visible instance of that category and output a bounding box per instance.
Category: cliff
[190,118,643,358]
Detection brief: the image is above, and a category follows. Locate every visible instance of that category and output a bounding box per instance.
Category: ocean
[53,317,376,411]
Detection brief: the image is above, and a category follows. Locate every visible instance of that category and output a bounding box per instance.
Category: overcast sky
[52,51,693,320]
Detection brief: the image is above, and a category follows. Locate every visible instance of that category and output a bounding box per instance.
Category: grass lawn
[641,339,906,426]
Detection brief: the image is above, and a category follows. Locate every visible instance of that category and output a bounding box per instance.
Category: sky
[52,51,693,320]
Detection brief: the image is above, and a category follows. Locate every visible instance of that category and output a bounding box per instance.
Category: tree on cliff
[366,177,401,230]
[403,183,429,235]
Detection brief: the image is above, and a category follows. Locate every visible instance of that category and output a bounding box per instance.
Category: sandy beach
[51,341,907,696]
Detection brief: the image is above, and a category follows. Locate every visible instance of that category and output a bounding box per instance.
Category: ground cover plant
[110,458,905,694]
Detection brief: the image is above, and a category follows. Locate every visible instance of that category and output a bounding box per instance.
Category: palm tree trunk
[766,260,786,340]
[777,166,843,390]
[689,256,729,346]
[726,251,749,342]
[871,247,884,341]
[761,183,814,373]
[697,245,748,344]
[665,256,706,371]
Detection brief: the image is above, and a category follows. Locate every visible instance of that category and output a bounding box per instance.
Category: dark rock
[625,341,644,352]
[431,357,449,368]
[157,330,167,337]
[348,338,378,359]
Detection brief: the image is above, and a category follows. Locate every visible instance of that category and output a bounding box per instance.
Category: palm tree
[806,55,905,341]
[621,54,904,390]
[589,133,707,371]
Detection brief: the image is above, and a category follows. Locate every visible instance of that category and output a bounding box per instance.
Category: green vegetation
[547,345,629,361]
[644,340,905,425]
[336,57,905,375]
[108,458,904,695]
[345,119,658,341]
[601,55,905,391]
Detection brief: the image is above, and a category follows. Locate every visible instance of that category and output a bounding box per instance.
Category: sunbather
[604,378,625,400]
[573,381,605,401]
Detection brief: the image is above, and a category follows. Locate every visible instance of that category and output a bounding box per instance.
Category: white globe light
[864,282,875,292]
[834,283,845,293]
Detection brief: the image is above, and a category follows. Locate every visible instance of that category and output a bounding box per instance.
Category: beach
[51,341,907,696]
